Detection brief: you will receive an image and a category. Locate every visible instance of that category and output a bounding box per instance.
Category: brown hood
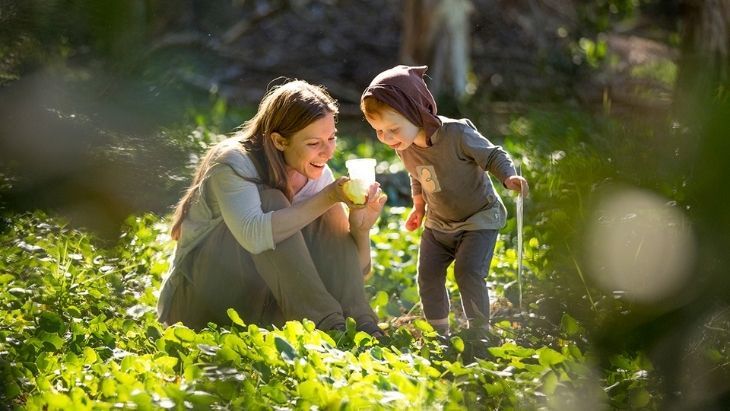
[361,65,442,141]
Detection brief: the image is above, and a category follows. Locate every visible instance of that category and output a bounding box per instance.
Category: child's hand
[504,175,529,196]
[405,194,425,231]
[405,209,424,231]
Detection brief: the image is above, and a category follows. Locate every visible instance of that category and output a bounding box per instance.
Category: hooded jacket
[362,65,517,232]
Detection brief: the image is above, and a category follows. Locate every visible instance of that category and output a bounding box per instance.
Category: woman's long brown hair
[169,80,338,240]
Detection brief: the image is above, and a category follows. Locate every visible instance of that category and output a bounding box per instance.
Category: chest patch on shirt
[416,165,441,193]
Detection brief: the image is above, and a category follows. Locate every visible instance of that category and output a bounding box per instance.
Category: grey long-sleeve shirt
[157,139,333,322]
[398,116,517,232]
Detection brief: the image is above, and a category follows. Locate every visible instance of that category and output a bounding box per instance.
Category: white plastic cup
[345,158,377,184]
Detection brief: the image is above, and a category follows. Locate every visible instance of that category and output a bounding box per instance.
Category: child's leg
[418,227,456,335]
[453,229,499,329]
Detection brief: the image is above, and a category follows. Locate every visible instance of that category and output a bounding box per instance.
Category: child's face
[365,109,426,151]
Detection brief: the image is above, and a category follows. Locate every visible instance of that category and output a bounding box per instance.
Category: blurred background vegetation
[1,0,729,409]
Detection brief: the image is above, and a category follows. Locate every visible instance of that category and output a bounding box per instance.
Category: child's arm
[405,194,426,231]
[459,121,519,185]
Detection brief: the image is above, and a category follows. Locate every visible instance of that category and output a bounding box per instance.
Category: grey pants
[166,188,378,331]
[417,227,498,328]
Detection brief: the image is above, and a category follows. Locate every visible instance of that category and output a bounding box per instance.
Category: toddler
[361,65,528,335]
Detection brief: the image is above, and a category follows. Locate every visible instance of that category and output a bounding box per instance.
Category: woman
[157,79,387,336]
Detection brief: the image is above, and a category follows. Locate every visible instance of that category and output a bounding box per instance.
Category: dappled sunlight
[584,185,696,304]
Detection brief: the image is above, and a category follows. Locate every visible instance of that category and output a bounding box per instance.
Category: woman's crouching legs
[302,205,380,333]
[251,188,347,331]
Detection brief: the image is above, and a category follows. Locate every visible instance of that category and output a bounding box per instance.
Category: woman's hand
[328,176,366,208]
[348,182,387,232]
[504,175,529,196]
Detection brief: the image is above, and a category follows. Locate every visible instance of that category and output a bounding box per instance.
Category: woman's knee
[260,188,290,212]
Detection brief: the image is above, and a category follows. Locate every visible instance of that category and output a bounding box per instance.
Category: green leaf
[154,355,179,371]
[66,305,83,319]
[353,331,373,347]
[38,331,65,350]
[184,364,202,381]
[173,326,196,342]
[373,290,389,307]
[542,371,559,395]
[537,347,565,366]
[400,287,420,304]
[704,348,724,363]
[489,343,534,359]
[36,351,55,372]
[38,311,64,333]
[303,318,316,332]
[227,308,245,327]
[274,336,297,361]
[450,336,465,353]
[101,378,117,398]
[146,325,162,340]
[346,317,357,336]
[560,313,580,336]
[298,379,327,404]
[216,346,241,364]
[484,382,504,396]
[83,346,98,364]
[44,392,72,408]
[187,391,216,407]
[414,319,434,333]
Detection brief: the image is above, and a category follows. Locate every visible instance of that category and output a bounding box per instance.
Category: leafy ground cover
[1,108,725,410]
[0,211,656,410]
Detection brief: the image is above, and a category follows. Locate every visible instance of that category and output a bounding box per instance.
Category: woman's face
[275,111,337,180]
[365,109,427,151]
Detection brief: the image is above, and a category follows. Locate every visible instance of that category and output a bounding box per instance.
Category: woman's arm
[269,178,348,243]
[209,164,352,253]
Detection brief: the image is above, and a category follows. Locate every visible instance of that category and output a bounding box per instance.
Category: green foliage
[572,37,609,68]
[577,0,645,33]
[3,107,726,410]
[630,58,678,88]
[0,208,660,409]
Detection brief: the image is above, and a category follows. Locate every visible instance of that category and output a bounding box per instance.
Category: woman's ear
[270,132,288,151]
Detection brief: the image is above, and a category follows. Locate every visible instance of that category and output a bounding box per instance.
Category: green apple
[343,179,368,204]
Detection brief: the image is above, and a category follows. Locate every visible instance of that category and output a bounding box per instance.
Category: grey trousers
[417,227,498,328]
[165,188,378,331]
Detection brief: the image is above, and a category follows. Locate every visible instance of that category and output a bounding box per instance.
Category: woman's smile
[279,112,337,181]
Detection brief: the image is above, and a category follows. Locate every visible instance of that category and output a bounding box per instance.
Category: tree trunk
[400,0,474,99]
[674,0,730,111]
